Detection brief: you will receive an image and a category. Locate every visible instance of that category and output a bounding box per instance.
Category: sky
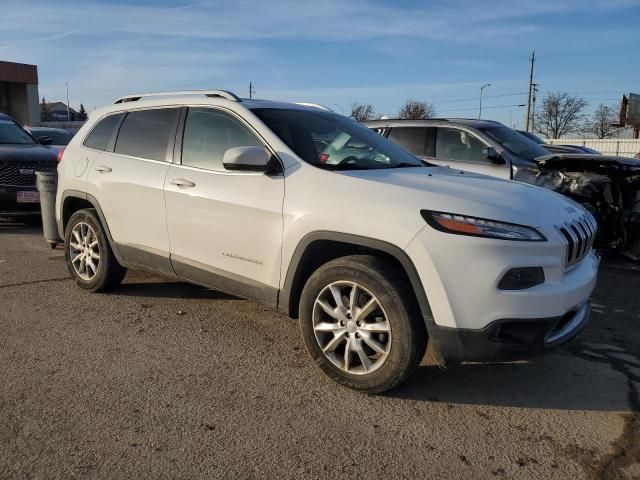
[1,0,639,128]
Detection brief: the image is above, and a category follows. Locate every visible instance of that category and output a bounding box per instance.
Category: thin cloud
[0,31,77,51]
[2,0,635,43]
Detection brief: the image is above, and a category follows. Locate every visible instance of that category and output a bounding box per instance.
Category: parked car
[26,126,74,152]
[56,91,598,392]
[516,130,601,155]
[366,118,640,257]
[0,113,59,221]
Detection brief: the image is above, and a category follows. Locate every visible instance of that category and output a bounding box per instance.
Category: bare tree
[398,99,436,120]
[582,103,620,139]
[350,103,375,122]
[534,92,587,139]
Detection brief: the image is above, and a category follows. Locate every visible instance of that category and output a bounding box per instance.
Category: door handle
[170,177,196,188]
[94,165,112,173]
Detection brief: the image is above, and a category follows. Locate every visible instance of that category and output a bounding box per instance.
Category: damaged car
[517,130,601,155]
[364,119,640,258]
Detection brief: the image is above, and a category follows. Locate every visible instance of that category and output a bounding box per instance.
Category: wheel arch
[59,189,124,264]
[279,231,432,325]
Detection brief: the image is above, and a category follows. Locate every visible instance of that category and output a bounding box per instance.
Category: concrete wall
[546,138,640,157]
[25,84,40,125]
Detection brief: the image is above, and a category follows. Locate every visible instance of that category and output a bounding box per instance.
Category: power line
[438,103,527,113]
[379,91,528,110]
[435,91,527,105]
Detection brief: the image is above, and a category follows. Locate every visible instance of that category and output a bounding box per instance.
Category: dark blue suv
[0,113,58,221]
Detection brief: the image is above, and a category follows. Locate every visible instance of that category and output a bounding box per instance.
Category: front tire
[299,255,427,393]
[65,209,126,292]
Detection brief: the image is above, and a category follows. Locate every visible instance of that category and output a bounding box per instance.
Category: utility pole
[525,51,535,132]
[478,83,490,119]
[248,82,255,99]
[530,83,538,133]
[66,82,71,122]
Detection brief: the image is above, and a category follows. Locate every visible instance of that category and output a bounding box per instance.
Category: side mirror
[223,146,272,172]
[485,146,505,165]
[38,136,53,146]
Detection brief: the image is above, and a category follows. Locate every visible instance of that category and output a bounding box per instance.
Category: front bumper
[428,301,590,364]
[405,226,599,330]
[0,185,41,216]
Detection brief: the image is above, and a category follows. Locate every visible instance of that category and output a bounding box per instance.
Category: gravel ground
[1,222,639,480]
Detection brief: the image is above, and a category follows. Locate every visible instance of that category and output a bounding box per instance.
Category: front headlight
[421,210,546,241]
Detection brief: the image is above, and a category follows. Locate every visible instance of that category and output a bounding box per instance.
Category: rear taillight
[318,153,330,163]
[57,147,65,163]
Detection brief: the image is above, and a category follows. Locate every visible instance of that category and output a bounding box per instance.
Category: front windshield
[479,125,549,162]
[0,119,36,145]
[251,108,425,170]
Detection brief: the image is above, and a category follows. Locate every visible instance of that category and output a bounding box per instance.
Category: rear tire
[299,255,427,393]
[65,209,126,292]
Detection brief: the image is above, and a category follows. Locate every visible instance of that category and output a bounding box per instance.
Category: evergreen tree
[77,103,88,121]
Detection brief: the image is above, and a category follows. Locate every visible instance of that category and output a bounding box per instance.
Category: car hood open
[534,153,640,170]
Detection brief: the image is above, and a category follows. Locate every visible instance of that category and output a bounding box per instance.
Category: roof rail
[294,102,334,112]
[113,89,240,104]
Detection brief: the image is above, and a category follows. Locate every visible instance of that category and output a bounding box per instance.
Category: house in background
[41,101,78,122]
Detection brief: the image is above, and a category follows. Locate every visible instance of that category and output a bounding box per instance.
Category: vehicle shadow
[388,342,636,412]
[114,280,238,301]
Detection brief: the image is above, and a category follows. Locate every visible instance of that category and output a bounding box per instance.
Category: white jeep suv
[56,90,599,393]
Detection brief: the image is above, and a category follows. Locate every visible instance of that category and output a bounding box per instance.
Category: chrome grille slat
[556,212,597,269]
[570,225,583,259]
[576,222,590,257]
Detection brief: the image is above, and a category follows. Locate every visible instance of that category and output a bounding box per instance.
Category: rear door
[386,126,432,159]
[85,107,181,274]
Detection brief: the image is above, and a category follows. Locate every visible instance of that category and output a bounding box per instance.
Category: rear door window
[114,108,180,161]
[387,127,429,156]
[435,127,486,162]
[83,113,124,151]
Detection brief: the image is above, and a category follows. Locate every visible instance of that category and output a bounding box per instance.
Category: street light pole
[66,82,71,122]
[479,83,490,119]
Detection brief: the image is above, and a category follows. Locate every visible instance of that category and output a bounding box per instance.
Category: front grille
[556,213,597,268]
[0,161,57,187]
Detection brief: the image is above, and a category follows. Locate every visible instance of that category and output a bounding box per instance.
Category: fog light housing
[498,267,545,290]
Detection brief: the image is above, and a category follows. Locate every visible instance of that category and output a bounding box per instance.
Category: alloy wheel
[312,281,391,375]
[69,222,100,281]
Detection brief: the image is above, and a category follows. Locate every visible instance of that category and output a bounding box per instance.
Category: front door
[164,107,284,305]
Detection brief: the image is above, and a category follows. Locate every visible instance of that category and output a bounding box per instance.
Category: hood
[340,166,586,228]
[0,144,58,163]
[535,153,640,170]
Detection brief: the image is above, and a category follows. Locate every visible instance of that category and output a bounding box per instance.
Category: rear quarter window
[83,113,125,151]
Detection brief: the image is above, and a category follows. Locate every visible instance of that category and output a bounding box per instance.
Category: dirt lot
[1,222,639,480]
